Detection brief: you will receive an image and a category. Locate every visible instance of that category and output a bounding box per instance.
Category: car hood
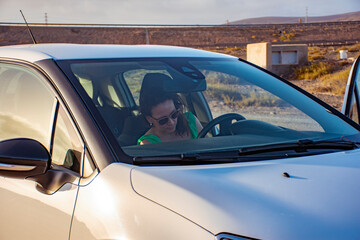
[131,149,360,240]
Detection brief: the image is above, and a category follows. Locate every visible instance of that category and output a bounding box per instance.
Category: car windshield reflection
[58,58,359,159]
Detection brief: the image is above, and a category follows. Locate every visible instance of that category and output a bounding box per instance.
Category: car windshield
[58,57,360,160]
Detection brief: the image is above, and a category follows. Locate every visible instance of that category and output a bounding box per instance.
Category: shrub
[347,43,360,53]
[222,94,235,105]
[319,66,351,96]
[309,54,325,61]
[279,30,296,41]
[206,83,283,108]
[238,91,283,107]
[206,83,242,102]
[294,62,334,80]
[308,47,327,61]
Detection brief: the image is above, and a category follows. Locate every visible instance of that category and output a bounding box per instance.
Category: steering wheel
[197,113,245,138]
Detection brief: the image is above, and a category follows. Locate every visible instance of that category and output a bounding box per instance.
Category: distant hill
[229,11,360,24]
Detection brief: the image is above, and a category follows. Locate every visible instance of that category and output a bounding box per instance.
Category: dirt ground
[289,79,345,111]
[286,48,359,111]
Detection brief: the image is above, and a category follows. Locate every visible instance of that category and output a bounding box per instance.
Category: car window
[52,105,84,173]
[0,62,85,174]
[0,63,56,149]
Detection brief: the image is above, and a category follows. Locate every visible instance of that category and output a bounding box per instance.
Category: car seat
[117,114,150,146]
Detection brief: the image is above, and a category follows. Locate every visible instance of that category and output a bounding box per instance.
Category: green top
[137,112,198,145]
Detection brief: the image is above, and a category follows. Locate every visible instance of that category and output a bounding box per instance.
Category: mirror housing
[166,60,207,92]
[163,76,206,93]
[141,62,207,95]
[0,138,50,178]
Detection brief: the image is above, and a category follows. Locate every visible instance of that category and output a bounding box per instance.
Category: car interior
[74,70,212,147]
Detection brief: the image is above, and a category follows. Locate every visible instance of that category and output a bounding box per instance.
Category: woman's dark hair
[139,73,189,136]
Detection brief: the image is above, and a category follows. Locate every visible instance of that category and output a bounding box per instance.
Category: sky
[0,0,359,25]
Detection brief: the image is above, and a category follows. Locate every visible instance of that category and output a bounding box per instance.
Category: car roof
[0,44,235,63]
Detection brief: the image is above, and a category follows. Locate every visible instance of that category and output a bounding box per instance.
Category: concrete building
[247,42,308,76]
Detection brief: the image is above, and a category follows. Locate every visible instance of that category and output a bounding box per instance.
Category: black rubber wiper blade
[133,151,241,165]
[296,138,359,149]
[133,153,197,164]
[133,139,358,165]
[238,139,358,156]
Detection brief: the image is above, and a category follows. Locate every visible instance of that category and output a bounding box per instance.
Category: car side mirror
[0,138,50,179]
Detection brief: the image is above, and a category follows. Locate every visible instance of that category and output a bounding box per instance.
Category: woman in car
[137,73,203,145]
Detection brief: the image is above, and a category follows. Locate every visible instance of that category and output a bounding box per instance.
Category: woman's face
[147,99,178,134]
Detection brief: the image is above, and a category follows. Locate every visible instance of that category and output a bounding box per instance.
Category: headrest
[140,73,173,96]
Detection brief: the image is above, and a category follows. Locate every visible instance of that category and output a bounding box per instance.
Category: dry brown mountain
[229,11,360,24]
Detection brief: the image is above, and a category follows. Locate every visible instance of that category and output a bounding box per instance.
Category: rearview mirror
[0,138,50,178]
[141,70,206,95]
[165,60,207,92]
[163,76,206,93]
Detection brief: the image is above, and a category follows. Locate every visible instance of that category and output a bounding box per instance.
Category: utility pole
[45,13,48,25]
[145,28,150,44]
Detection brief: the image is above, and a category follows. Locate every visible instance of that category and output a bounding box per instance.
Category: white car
[0,44,359,240]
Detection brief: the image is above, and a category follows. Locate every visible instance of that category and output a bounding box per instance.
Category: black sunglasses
[151,109,180,125]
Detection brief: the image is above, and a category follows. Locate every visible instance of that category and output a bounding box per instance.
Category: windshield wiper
[133,151,242,165]
[238,139,358,156]
[133,139,358,165]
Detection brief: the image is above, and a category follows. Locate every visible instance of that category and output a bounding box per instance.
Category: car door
[342,56,360,124]
[0,62,85,240]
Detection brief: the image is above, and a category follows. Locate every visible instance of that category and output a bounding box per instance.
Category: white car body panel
[0,177,78,240]
[131,149,360,240]
[0,44,234,62]
[70,163,214,240]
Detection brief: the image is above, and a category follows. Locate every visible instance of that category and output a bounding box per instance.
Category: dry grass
[223,47,246,57]
[291,43,359,98]
[319,65,351,96]
[308,46,328,61]
[292,61,352,98]
[293,62,335,80]
[338,43,360,53]
[279,31,296,42]
[206,83,283,108]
